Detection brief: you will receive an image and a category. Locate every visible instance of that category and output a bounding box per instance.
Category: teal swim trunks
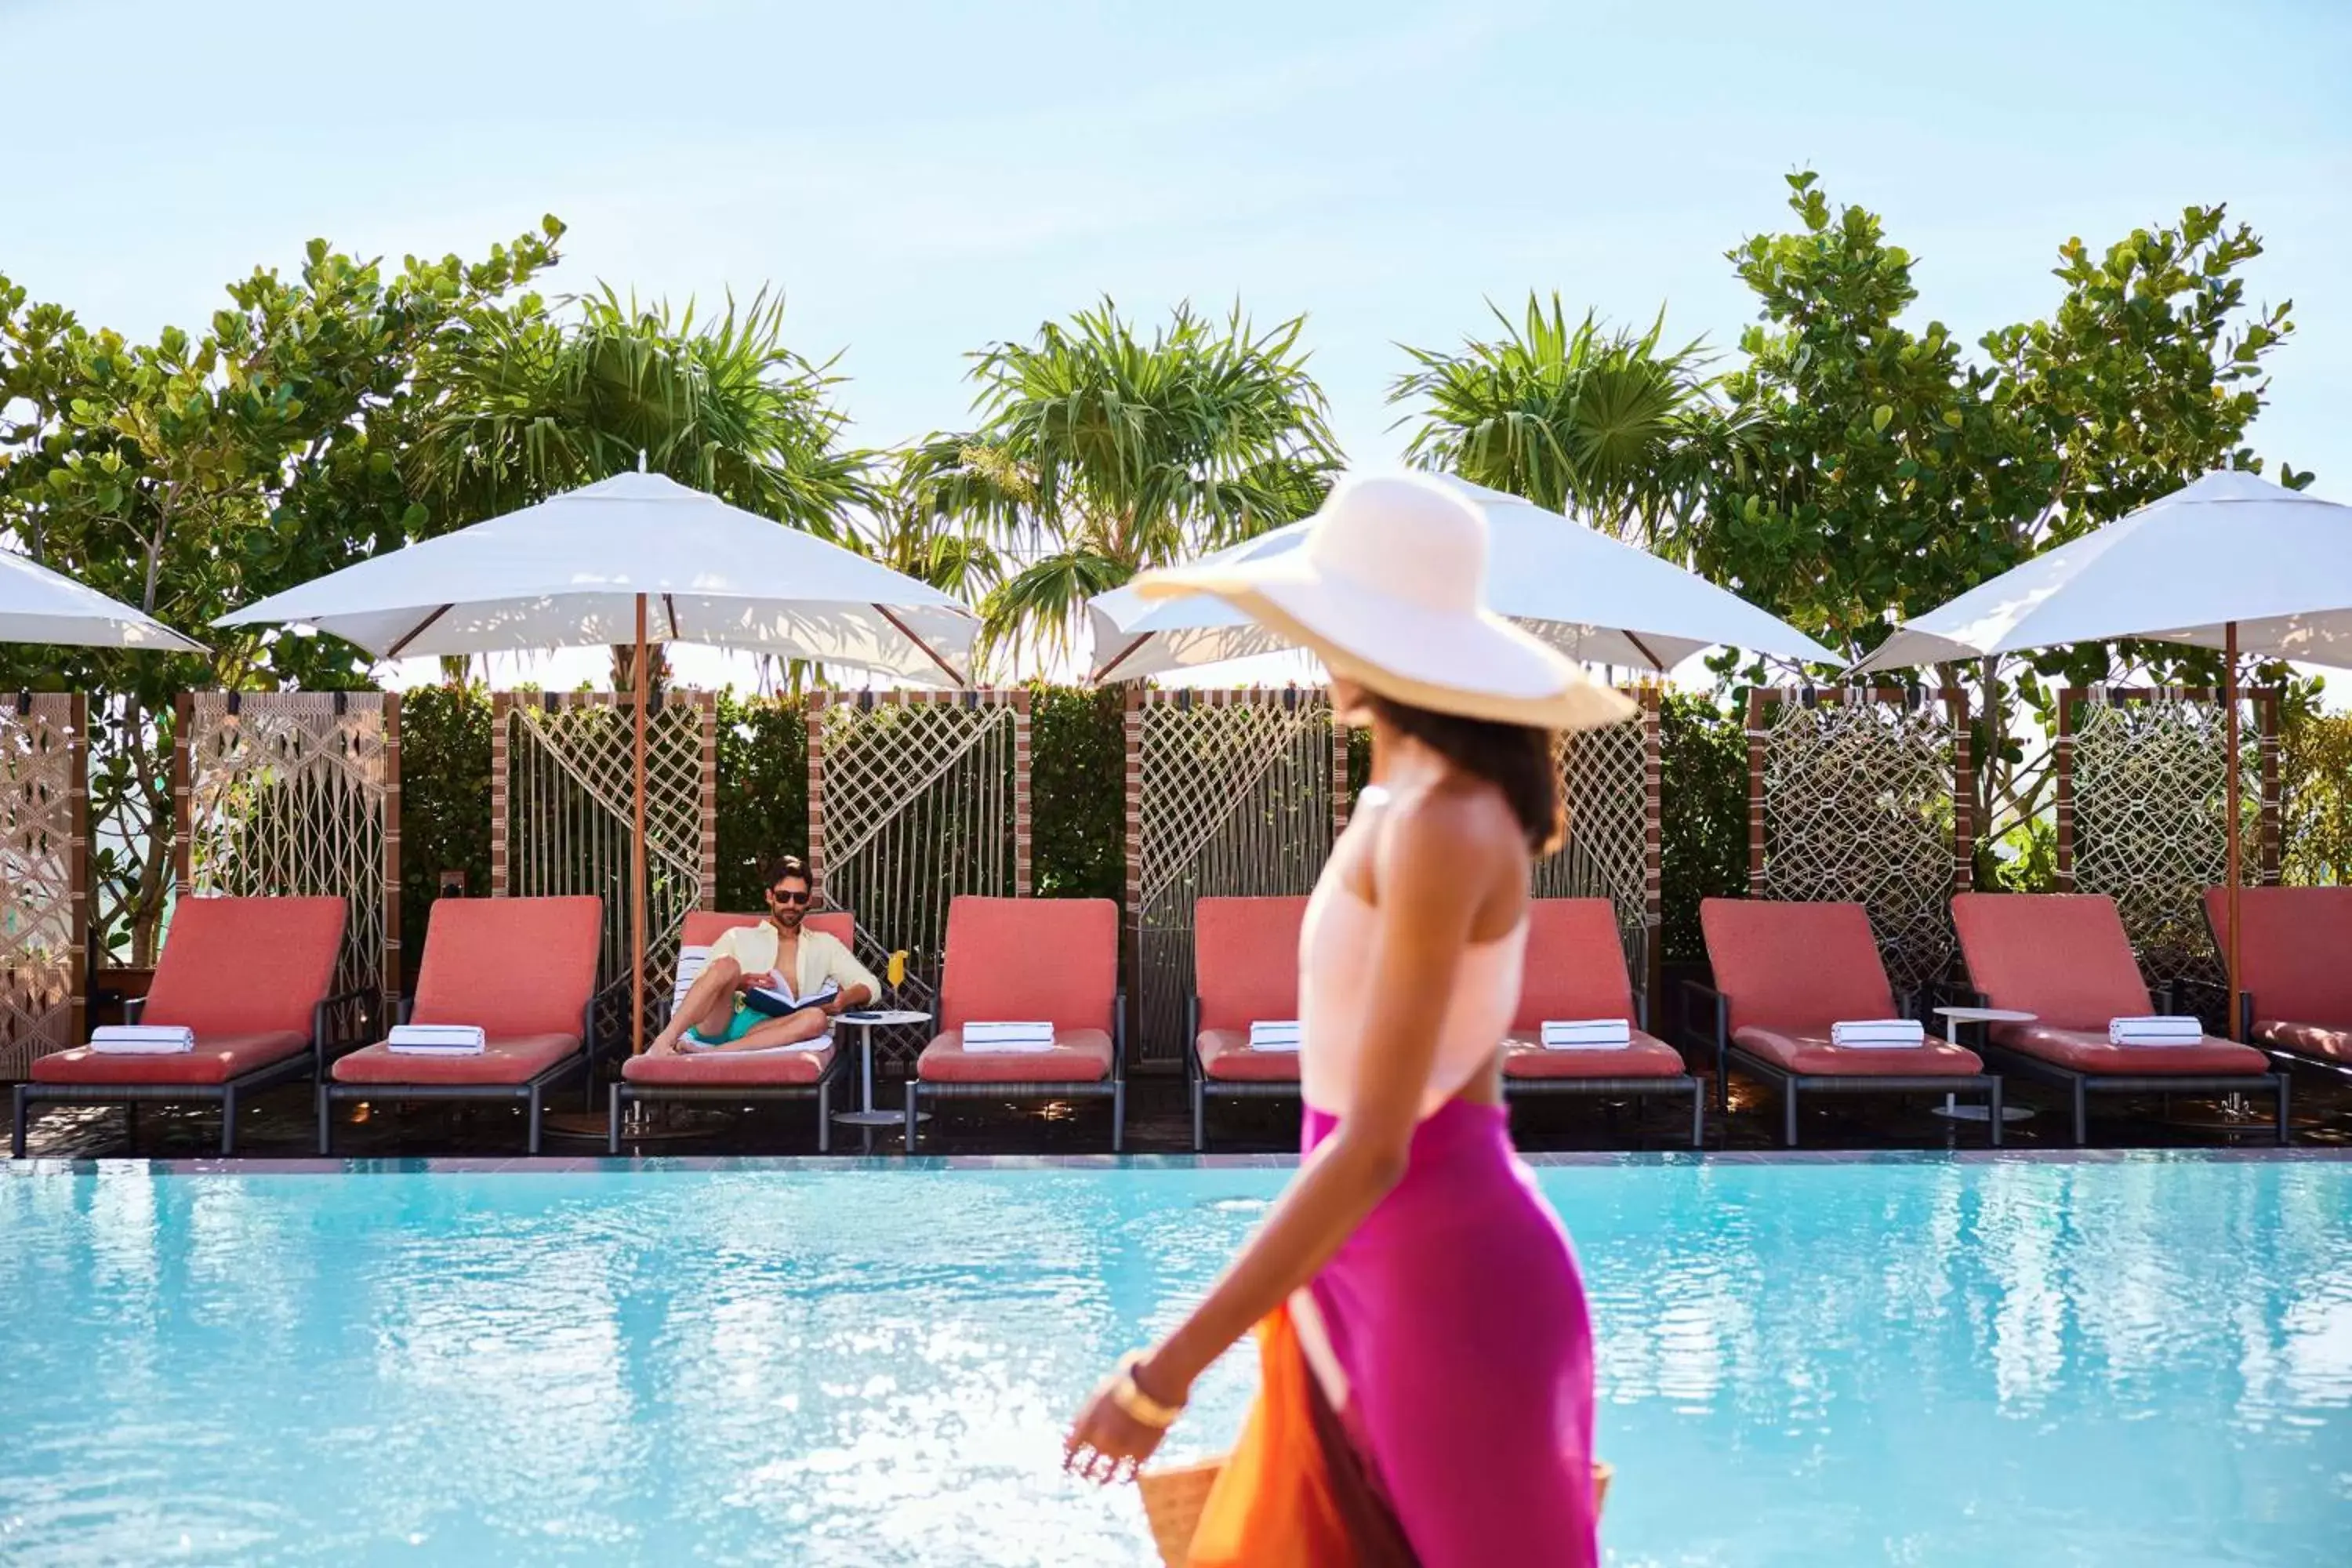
[684,1004,764,1047]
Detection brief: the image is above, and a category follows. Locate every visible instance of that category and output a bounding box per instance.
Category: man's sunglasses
[768,887,811,906]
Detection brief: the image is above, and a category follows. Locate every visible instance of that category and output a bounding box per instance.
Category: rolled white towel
[388,1024,487,1055]
[1248,1020,1302,1052]
[89,1024,195,1054]
[961,1021,1055,1054]
[673,945,713,1007]
[2109,1015,2203,1047]
[1830,1018,1926,1049]
[1541,1019,1631,1051]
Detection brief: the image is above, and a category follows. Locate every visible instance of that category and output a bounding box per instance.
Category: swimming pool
[3,1154,2347,1566]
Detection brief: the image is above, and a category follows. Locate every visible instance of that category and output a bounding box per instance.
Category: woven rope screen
[1749,688,1973,997]
[1535,690,1662,993]
[0,695,88,1079]
[2057,686,2280,999]
[808,691,1028,1068]
[491,691,716,1042]
[1126,688,1341,1069]
[176,692,399,1032]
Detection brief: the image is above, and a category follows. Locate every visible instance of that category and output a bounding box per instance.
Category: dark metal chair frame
[906,992,1127,1153]
[1501,990,1708,1150]
[1185,994,1301,1152]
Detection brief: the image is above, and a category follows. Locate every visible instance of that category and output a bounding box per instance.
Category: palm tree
[902,300,1342,666]
[1389,294,1733,545]
[412,287,880,687]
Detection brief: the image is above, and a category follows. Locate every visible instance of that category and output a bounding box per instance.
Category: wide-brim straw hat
[1134,471,1636,731]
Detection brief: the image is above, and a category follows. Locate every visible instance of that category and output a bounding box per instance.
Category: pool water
[3,1155,2347,1566]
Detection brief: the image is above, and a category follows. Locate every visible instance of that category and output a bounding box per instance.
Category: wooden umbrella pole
[2223,619,2242,1039]
[632,592,649,1057]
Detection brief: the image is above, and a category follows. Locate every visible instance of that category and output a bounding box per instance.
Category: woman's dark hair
[763,855,813,892]
[1362,693,1563,855]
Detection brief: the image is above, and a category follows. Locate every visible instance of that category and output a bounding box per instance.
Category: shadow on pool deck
[12,1064,2349,1164]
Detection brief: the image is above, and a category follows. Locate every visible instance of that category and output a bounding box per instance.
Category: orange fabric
[1512,899,1638,1031]
[916,1027,1112,1083]
[622,1044,835,1085]
[2204,886,2352,1031]
[2256,1021,2352,1064]
[142,897,346,1038]
[1187,1305,1359,1568]
[411,896,602,1039]
[1198,1029,1305,1083]
[1698,899,1896,1034]
[1987,1022,2269,1076]
[937,896,1118,1033]
[332,1033,579,1085]
[33,1031,309,1086]
[1731,1025,1983,1077]
[1195,898,1308,1033]
[680,910,857,949]
[1951,895,2154,1028]
[1503,1029,1686,1079]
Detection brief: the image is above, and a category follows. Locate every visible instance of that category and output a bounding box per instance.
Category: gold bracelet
[1110,1352,1185,1429]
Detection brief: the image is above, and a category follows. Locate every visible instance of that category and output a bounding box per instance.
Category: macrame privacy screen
[2056,686,2280,1001]
[491,690,716,1044]
[1125,688,1344,1069]
[1534,688,1662,997]
[0,694,89,1079]
[1749,687,1973,999]
[175,691,399,1036]
[808,690,1028,1068]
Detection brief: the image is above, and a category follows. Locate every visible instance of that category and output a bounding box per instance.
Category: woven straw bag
[1138,1457,1610,1566]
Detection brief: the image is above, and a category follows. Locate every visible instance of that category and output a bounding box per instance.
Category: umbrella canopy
[217,470,975,684]
[1853,470,2352,673]
[1087,475,1835,681]
[0,548,206,652]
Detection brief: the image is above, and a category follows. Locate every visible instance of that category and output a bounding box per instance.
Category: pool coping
[5,1147,2347,1176]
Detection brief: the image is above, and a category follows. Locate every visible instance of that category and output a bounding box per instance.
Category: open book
[742,978,839,1021]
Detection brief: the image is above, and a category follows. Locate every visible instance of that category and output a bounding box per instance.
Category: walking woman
[1065,474,1628,1566]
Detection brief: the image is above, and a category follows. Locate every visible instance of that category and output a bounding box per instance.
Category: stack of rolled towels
[387,1024,487,1056]
[1829,1018,1926,1049]
[1541,1019,1631,1051]
[1248,1020,1302,1052]
[962,1021,1054,1054]
[2108,1015,2202,1047]
[90,1024,195,1054]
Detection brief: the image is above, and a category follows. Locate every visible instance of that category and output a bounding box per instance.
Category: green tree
[900,299,1342,666]
[0,224,561,961]
[1389,294,1738,543]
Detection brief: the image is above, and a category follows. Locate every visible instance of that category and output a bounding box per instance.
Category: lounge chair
[907,896,1123,1152]
[1693,898,2001,1146]
[14,896,354,1156]
[1504,898,1704,1149]
[1951,892,2288,1145]
[1187,896,1306,1151]
[2203,886,2352,1082]
[608,909,858,1152]
[321,895,604,1155]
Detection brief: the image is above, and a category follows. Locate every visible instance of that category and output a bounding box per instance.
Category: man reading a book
[647,856,880,1056]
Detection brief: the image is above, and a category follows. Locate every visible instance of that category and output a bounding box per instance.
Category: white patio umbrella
[1087,474,1837,681]
[1,547,206,652]
[219,469,978,1052]
[1853,468,2352,1028]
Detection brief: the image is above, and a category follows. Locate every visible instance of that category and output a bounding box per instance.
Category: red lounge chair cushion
[1504,1029,1687,1079]
[1987,1023,2270,1076]
[1194,898,1307,1033]
[620,1045,836,1086]
[918,1027,1113,1084]
[938,897,1119,1035]
[2204,887,2352,1031]
[1732,1025,1982,1077]
[332,1033,580,1086]
[410,896,602,1040]
[1699,900,1897,1034]
[32,1031,309,1087]
[142,897,346,1038]
[1196,1029,1304,1083]
[1950,895,2155,1028]
[1513,899,1640,1031]
[2254,1021,2352,1064]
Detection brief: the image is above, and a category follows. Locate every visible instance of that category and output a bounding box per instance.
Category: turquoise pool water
[2,1155,2347,1565]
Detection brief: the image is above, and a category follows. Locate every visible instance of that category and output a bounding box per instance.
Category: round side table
[1931,1007,2036,1124]
[833,1010,933,1134]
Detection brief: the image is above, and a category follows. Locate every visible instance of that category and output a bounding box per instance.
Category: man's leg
[651,956,742,1052]
[711,1009,832,1052]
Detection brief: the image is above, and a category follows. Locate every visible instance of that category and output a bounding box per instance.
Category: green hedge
[396,684,492,984]
[1657,691,1748,964]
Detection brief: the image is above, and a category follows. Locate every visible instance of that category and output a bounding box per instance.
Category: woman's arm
[1063,791,1498,1479]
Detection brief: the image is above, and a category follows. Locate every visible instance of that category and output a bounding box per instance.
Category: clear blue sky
[5,0,2347,501]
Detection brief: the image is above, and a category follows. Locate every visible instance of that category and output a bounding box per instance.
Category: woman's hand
[1063,1378,1170,1485]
